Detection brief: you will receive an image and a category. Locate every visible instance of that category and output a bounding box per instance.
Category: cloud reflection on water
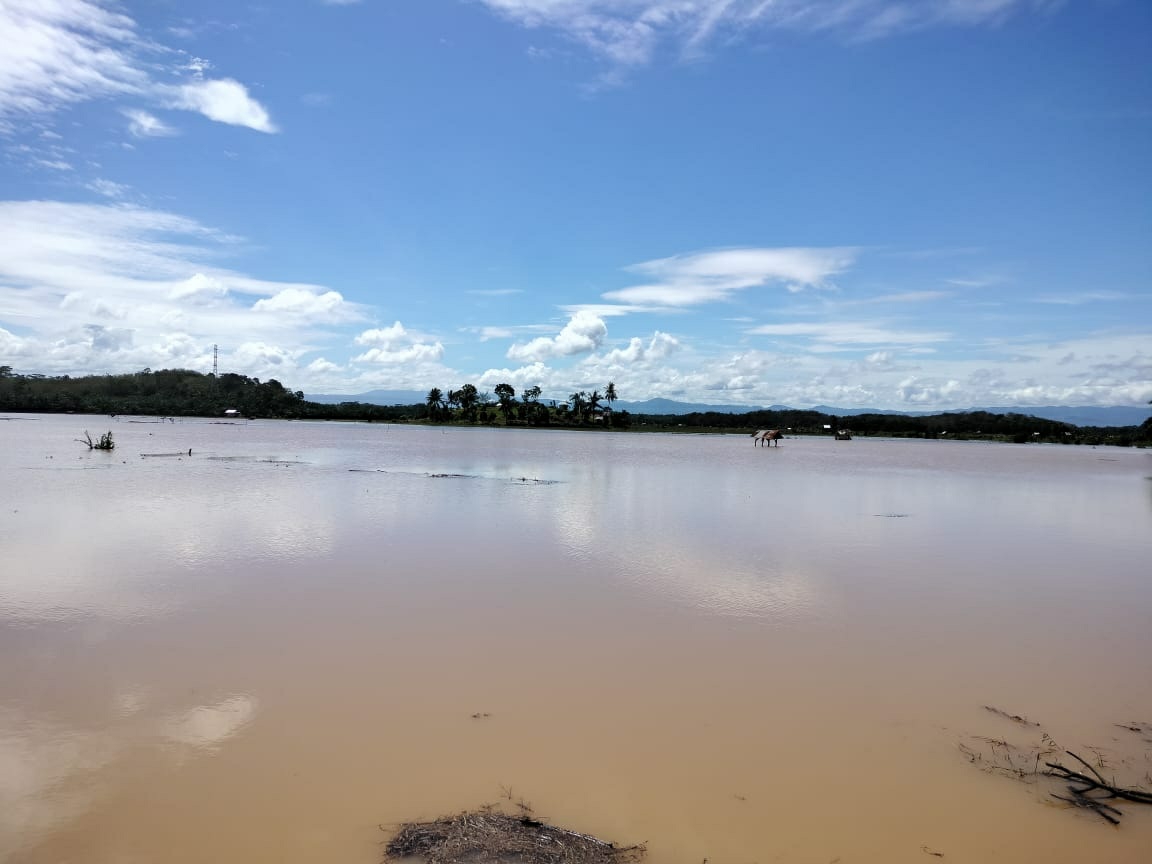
[0,691,258,860]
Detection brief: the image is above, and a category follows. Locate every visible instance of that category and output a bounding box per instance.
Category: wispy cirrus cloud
[1031,290,1132,306]
[474,0,1058,71]
[124,108,179,138]
[604,247,855,307]
[467,287,524,296]
[748,320,951,350]
[0,0,276,134]
[0,0,144,119]
[849,290,952,305]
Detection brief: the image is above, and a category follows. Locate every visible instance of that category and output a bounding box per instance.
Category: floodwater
[1,414,1150,863]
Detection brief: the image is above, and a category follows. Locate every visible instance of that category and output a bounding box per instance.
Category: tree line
[0,366,1147,444]
[421,381,626,427]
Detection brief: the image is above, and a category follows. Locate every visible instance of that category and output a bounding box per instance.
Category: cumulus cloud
[596,330,680,365]
[351,321,445,364]
[477,361,554,392]
[604,247,855,307]
[474,0,1054,71]
[167,79,277,133]
[252,288,351,321]
[0,200,352,379]
[0,0,275,134]
[506,310,608,362]
[306,357,342,374]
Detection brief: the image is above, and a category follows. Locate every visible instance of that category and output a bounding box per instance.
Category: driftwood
[384,807,645,864]
[1044,751,1152,825]
[76,430,115,451]
[960,708,1152,826]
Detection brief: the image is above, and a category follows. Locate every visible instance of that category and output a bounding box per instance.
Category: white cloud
[604,247,855,307]
[595,330,680,365]
[560,302,655,317]
[232,341,297,372]
[252,288,352,321]
[747,320,950,349]
[306,357,342,374]
[1032,290,1131,306]
[124,108,178,138]
[477,361,554,392]
[0,200,353,379]
[351,321,445,364]
[0,1,275,135]
[853,290,952,305]
[86,178,131,199]
[474,1,1054,71]
[169,273,227,302]
[506,310,608,362]
[168,79,277,133]
[0,0,145,118]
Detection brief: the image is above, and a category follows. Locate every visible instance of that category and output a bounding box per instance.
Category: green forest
[0,366,1148,446]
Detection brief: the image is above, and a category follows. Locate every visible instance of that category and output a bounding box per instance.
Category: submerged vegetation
[0,367,1148,444]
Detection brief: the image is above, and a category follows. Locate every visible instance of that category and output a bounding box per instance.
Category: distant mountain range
[305,390,1149,427]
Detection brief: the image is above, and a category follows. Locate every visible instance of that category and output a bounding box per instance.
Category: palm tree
[588,390,602,422]
[425,387,443,421]
[568,391,585,423]
[604,381,617,410]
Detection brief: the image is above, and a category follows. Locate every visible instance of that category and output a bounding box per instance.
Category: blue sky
[1,0,1149,409]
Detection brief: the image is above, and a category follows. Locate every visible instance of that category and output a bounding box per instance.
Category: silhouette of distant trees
[1,368,1146,445]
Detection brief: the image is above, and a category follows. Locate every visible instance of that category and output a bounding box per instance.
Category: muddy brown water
[1,415,1150,863]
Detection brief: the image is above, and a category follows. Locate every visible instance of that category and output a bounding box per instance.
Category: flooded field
[1,414,1150,863]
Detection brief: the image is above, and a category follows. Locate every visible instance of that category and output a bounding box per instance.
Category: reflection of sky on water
[0,707,120,860]
[162,694,258,755]
[3,420,1147,626]
[0,691,258,860]
[2,418,1150,859]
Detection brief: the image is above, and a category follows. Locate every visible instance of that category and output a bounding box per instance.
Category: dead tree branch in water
[1044,751,1152,825]
[76,430,115,450]
[960,711,1152,826]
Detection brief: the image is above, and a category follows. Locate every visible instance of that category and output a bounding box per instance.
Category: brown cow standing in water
[752,429,782,447]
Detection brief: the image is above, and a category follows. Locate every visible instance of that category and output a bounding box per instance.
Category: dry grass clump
[384,806,645,864]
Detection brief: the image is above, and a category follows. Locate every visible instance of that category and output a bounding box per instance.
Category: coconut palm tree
[588,390,602,422]
[604,382,617,410]
[425,387,443,421]
[568,391,585,423]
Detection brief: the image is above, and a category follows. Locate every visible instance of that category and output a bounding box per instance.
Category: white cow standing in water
[752,429,782,447]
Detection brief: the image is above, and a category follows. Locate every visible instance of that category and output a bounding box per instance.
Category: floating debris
[384,807,645,864]
[984,705,1041,727]
[959,708,1152,825]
